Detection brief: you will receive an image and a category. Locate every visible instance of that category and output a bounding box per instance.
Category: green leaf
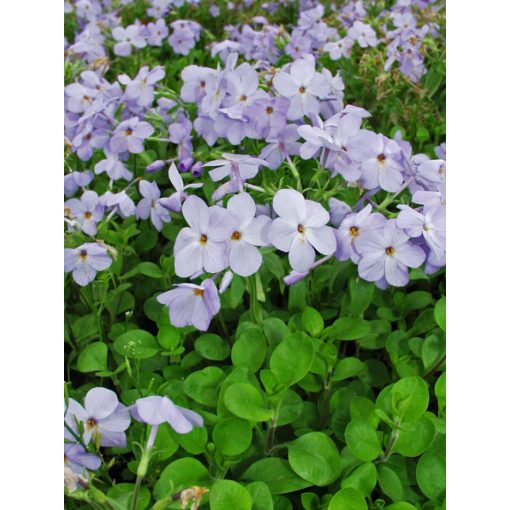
[302,307,324,337]
[107,483,150,510]
[137,261,164,279]
[385,503,417,510]
[157,325,180,350]
[434,297,446,331]
[113,329,159,359]
[344,420,381,462]
[435,373,446,411]
[183,367,225,407]
[399,291,433,314]
[178,426,208,455]
[416,449,446,500]
[340,462,377,497]
[328,488,367,510]
[213,418,253,456]
[151,423,179,461]
[243,458,312,494]
[391,376,429,422]
[153,458,209,500]
[348,278,374,317]
[232,328,267,373]
[223,382,272,422]
[377,464,404,501]
[195,333,230,361]
[210,480,252,510]
[270,332,314,386]
[288,432,341,486]
[76,342,108,373]
[322,318,371,341]
[393,415,436,457]
[246,482,273,510]
[332,357,366,381]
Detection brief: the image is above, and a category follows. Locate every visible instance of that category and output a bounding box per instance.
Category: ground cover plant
[64,0,446,508]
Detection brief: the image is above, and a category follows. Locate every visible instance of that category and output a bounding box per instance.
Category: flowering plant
[65,0,446,508]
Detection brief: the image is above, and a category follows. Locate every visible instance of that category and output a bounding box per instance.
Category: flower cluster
[64,387,202,488]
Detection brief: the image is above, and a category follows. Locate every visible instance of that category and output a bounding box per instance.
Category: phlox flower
[65,388,130,447]
[64,243,112,286]
[112,25,147,57]
[347,21,378,48]
[225,193,271,276]
[118,66,165,108]
[157,278,220,331]
[356,219,426,287]
[65,190,104,236]
[110,117,154,154]
[273,54,330,120]
[268,189,336,272]
[136,180,171,231]
[173,195,236,277]
[159,162,203,213]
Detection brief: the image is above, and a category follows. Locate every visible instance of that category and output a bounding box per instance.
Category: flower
[159,162,203,213]
[65,190,104,236]
[64,171,94,197]
[112,25,147,57]
[136,180,171,231]
[118,66,165,108]
[259,125,301,170]
[64,443,101,476]
[64,388,130,447]
[225,193,271,276]
[64,243,112,286]
[335,205,386,262]
[173,195,236,277]
[324,37,354,60]
[267,189,336,272]
[130,395,203,434]
[157,279,220,331]
[397,204,446,259]
[110,117,154,154]
[204,153,269,189]
[272,54,330,120]
[347,21,378,48]
[347,130,405,191]
[356,219,426,287]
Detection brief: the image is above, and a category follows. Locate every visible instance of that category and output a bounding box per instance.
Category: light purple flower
[174,195,236,277]
[146,19,169,46]
[159,162,203,213]
[268,189,336,272]
[168,117,193,161]
[259,125,301,170]
[94,148,132,181]
[64,171,94,197]
[356,219,426,287]
[245,97,290,140]
[65,190,104,236]
[328,198,352,228]
[130,396,203,438]
[347,21,378,48]
[157,278,221,331]
[64,443,101,475]
[105,191,136,219]
[110,117,154,154]
[136,180,171,231]
[335,205,386,263]
[112,25,147,57]
[324,37,354,60]
[225,193,271,276]
[273,54,330,120]
[118,66,165,108]
[64,243,112,286]
[397,204,446,259]
[64,388,130,447]
[168,28,196,55]
[348,130,405,191]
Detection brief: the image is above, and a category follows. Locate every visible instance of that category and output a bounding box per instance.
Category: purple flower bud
[146,159,166,173]
[178,157,194,172]
[284,270,310,285]
[191,161,203,177]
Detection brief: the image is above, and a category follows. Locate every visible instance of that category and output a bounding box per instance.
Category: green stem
[286,155,302,192]
[247,275,262,325]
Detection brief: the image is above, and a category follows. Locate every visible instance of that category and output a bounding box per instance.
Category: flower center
[266,106,273,114]
[385,246,395,256]
[86,418,97,431]
[79,250,88,260]
[240,95,247,102]
[231,231,241,240]
[200,80,206,88]
[299,86,306,94]
[349,226,359,237]
[297,224,305,233]
[84,211,92,219]
[124,128,133,136]
[193,288,204,296]
[377,154,386,162]
[199,234,208,245]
